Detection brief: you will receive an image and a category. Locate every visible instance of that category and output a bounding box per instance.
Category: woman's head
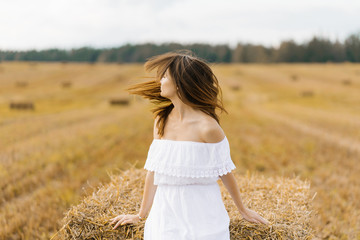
[126,50,227,137]
[145,50,221,107]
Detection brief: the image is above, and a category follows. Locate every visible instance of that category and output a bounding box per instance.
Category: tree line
[0,32,359,63]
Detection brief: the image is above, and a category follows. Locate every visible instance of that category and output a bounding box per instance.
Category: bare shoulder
[199,117,225,143]
[153,115,161,139]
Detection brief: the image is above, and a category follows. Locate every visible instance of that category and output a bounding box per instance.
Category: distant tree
[213,44,232,62]
[345,32,360,62]
[232,43,243,62]
[235,44,272,63]
[276,40,304,62]
[187,43,217,62]
[70,47,100,62]
[331,40,346,62]
[304,37,334,62]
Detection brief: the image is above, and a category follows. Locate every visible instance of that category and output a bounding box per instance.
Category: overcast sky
[0,0,359,50]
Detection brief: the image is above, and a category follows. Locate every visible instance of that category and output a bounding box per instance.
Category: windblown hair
[125,50,228,137]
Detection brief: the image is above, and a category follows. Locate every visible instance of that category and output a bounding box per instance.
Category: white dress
[143,136,236,240]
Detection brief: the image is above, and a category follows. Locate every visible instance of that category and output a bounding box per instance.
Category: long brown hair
[125,50,228,137]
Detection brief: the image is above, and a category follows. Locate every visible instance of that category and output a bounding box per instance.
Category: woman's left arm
[220,172,269,225]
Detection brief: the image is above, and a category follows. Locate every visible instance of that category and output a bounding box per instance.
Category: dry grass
[53,167,314,240]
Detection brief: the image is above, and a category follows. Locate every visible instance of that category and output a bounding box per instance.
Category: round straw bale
[9,101,35,110]
[15,81,28,88]
[109,98,130,106]
[341,79,352,85]
[290,74,298,81]
[61,81,72,88]
[54,168,315,240]
[300,90,314,97]
[230,84,241,91]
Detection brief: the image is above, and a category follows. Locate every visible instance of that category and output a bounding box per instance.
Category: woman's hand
[240,208,270,225]
[110,214,140,229]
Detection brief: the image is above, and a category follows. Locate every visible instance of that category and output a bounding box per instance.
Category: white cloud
[0,0,359,50]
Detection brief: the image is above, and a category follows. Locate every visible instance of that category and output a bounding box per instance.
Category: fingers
[247,214,269,225]
[111,215,126,229]
[111,215,137,229]
[249,210,269,225]
[255,216,270,225]
[113,217,128,229]
[110,214,123,221]
[258,215,270,225]
[113,219,122,230]
[121,219,132,225]
[110,215,124,225]
[262,218,270,225]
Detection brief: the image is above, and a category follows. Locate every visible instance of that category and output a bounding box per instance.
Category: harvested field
[0,62,359,239]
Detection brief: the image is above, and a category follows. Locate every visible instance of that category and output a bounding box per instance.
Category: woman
[110,50,269,239]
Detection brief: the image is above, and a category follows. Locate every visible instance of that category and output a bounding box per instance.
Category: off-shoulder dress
[143,135,236,240]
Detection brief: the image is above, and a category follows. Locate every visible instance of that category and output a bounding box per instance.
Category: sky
[0,0,359,51]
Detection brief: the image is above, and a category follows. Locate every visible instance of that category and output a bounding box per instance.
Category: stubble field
[0,61,359,239]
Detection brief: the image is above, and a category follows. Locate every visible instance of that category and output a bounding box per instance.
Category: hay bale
[28,62,38,69]
[290,74,298,81]
[341,79,352,85]
[54,168,315,240]
[9,101,35,110]
[234,70,243,75]
[228,79,241,91]
[300,90,314,97]
[15,81,28,88]
[61,81,72,88]
[230,84,241,91]
[109,98,130,106]
[116,74,125,82]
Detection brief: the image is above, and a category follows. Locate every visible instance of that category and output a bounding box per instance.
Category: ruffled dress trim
[144,136,236,178]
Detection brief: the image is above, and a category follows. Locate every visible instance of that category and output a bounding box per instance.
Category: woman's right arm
[111,116,159,228]
[138,170,157,218]
[138,115,160,217]
[111,170,157,228]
